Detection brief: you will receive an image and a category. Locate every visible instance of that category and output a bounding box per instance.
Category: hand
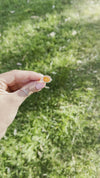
[0,70,45,139]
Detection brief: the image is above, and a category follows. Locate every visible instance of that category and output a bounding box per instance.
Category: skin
[0,70,46,139]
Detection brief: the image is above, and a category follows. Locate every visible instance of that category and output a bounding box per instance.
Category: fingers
[13,81,46,105]
[0,70,43,88]
[0,81,8,91]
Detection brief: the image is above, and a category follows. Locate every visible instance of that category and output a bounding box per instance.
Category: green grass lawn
[0,0,100,177]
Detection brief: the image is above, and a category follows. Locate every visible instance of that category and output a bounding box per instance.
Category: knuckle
[11,69,18,73]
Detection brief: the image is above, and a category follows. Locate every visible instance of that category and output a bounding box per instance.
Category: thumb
[13,81,46,106]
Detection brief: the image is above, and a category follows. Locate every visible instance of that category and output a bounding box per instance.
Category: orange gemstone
[43,76,51,83]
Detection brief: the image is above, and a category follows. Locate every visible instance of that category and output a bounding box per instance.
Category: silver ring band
[20,88,33,96]
[20,89,29,96]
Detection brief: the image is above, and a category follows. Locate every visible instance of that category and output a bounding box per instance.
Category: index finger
[0,70,43,86]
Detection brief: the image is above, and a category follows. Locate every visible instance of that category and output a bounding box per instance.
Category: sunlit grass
[0,0,100,177]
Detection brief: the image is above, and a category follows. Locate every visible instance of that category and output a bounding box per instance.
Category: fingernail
[35,82,45,90]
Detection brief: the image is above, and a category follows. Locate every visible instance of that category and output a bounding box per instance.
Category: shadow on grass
[20,55,100,116]
[13,54,99,175]
[28,60,100,176]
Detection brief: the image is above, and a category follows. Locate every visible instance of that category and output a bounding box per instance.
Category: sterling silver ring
[20,89,33,96]
[20,89,29,96]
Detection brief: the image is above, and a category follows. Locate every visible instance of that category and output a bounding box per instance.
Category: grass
[0,0,100,177]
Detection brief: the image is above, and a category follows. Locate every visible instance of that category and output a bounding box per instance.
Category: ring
[20,89,33,96]
[20,89,29,96]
